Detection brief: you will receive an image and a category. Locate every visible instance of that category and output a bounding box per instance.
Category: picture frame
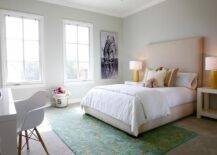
[100,31,118,79]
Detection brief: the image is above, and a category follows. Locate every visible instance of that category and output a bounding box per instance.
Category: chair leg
[34,127,49,155]
[18,132,22,155]
[25,130,30,150]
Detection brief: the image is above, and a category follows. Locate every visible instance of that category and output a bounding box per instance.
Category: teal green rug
[46,106,197,155]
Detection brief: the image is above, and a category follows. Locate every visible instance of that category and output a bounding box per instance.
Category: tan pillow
[162,68,179,87]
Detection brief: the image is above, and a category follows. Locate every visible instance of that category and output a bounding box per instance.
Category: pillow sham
[142,68,153,82]
[174,72,198,89]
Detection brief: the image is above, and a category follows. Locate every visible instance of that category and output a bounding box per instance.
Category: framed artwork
[100,31,118,79]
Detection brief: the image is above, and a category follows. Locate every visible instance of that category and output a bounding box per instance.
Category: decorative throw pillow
[144,69,167,87]
[162,68,179,87]
[156,67,164,71]
[145,78,158,88]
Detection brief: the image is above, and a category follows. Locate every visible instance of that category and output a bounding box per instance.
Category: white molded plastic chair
[15,91,49,155]
[0,138,2,155]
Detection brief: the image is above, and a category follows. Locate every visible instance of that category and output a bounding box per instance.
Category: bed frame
[83,102,195,136]
[84,37,204,136]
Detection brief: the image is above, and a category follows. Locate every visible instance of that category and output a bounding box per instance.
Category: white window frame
[0,10,45,86]
[63,19,94,83]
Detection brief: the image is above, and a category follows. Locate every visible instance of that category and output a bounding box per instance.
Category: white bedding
[154,87,196,107]
[81,84,196,135]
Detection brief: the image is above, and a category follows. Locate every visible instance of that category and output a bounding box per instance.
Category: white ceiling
[38,0,167,18]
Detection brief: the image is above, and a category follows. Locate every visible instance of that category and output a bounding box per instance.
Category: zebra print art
[100,31,118,79]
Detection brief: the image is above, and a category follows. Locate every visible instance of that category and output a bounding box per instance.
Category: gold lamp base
[209,70,217,89]
[132,70,139,82]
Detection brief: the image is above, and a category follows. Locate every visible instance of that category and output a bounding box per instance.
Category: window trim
[63,19,94,83]
[0,9,45,86]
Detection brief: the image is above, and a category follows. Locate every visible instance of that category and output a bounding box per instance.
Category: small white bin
[53,93,69,108]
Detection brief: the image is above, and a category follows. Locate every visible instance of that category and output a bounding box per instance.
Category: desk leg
[197,91,202,118]
[0,120,17,155]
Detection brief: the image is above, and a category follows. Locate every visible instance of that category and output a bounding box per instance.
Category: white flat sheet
[81,84,196,136]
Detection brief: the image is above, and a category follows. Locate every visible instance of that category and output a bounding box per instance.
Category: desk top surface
[0,88,16,122]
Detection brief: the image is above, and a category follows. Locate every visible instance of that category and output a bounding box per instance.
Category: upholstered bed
[81,37,203,136]
[83,101,194,136]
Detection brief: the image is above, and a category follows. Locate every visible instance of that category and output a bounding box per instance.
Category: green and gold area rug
[46,106,197,155]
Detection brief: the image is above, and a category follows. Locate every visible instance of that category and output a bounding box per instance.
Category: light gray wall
[0,0,123,100]
[2,0,217,103]
[123,0,217,84]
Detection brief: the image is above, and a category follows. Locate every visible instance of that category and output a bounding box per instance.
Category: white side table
[124,81,144,87]
[197,87,217,119]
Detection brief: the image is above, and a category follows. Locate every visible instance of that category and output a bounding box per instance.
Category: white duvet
[81,84,174,135]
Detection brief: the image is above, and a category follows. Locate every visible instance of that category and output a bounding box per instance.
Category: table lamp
[129,61,142,82]
[205,57,217,88]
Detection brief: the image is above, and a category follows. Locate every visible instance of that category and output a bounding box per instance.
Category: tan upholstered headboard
[144,37,203,86]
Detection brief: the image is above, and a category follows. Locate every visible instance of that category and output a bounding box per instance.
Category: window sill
[6,83,46,89]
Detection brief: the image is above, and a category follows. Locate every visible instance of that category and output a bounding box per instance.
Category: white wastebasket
[53,93,69,108]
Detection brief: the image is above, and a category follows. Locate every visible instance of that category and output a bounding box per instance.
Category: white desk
[0,88,17,155]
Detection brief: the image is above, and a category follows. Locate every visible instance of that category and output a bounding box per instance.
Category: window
[63,20,93,82]
[1,11,43,85]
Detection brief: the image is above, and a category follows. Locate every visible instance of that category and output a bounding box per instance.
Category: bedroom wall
[123,0,217,85]
[0,0,123,100]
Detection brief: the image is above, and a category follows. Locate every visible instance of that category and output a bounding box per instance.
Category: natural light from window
[5,15,42,84]
[64,21,92,81]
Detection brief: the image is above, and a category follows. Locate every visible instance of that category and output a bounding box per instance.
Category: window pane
[5,15,41,84]
[79,62,89,80]
[24,41,39,61]
[24,18,39,40]
[66,43,77,61]
[66,61,77,80]
[7,61,24,83]
[78,44,89,62]
[6,39,23,61]
[24,61,40,81]
[78,26,89,44]
[65,24,77,43]
[6,16,22,39]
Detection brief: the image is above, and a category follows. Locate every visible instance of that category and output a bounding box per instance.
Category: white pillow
[174,72,198,89]
[143,68,152,82]
[143,69,167,87]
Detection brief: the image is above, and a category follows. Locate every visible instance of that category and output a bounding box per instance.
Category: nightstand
[124,81,144,87]
[197,87,217,119]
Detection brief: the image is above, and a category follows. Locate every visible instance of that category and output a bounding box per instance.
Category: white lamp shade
[129,61,142,70]
[205,57,217,71]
